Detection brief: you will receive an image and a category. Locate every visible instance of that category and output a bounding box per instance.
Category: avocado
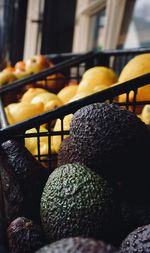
[40,163,117,243]
[0,156,24,225]
[120,224,150,253]
[0,139,49,223]
[57,137,78,167]
[69,103,150,203]
[7,217,44,253]
[35,237,118,253]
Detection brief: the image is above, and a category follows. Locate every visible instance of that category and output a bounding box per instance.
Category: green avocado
[40,163,116,243]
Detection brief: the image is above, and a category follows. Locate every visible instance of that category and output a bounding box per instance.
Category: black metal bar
[102,47,150,55]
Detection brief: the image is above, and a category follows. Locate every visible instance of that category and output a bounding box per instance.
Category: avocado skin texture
[69,103,150,204]
[0,139,49,223]
[120,224,150,253]
[7,217,45,253]
[57,137,77,167]
[35,237,117,253]
[0,156,24,225]
[41,163,116,243]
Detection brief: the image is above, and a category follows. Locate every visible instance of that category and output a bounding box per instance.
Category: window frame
[72,0,127,52]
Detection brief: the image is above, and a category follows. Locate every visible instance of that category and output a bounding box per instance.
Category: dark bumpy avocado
[7,217,44,253]
[35,237,118,253]
[41,163,116,243]
[57,137,78,167]
[0,139,49,223]
[69,103,150,203]
[120,224,150,253]
[0,157,24,225]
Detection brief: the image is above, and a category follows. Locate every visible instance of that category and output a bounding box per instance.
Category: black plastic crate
[0,48,150,170]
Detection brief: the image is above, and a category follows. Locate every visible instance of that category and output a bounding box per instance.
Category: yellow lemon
[119,53,150,83]
[92,84,109,92]
[118,54,150,114]
[0,71,17,86]
[52,114,73,153]
[25,126,55,157]
[70,84,108,103]
[5,102,44,124]
[141,104,150,125]
[31,92,63,112]
[83,66,117,84]
[21,87,48,102]
[69,90,93,102]
[77,79,94,94]
[57,85,78,104]
[77,66,117,94]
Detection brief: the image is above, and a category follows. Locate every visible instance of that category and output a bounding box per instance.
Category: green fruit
[41,163,115,242]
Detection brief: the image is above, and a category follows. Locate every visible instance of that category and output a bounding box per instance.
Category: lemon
[25,126,55,157]
[21,87,48,102]
[0,71,17,86]
[77,66,117,94]
[141,104,150,125]
[69,83,108,103]
[5,102,44,124]
[119,53,150,83]
[83,66,118,85]
[31,92,63,112]
[57,85,78,104]
[52,114,73,153]
[118,54,150,114]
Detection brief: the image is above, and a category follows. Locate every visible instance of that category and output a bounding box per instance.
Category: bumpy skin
[36,237,117,253]
[0,160,24,224]
[41,163,115,243]
[0,139,49,223]
[120,224,150,253]
[69,103,150,203]
[57,137,77,167]
[7,217,44,253]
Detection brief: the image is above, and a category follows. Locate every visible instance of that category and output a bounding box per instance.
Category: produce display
[0,51,150,253]
[1,53,149,158]
[0,102,150,252]
[0,102,149,252]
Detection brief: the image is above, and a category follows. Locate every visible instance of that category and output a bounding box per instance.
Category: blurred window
[73,0,106,52]
[119,0,150,48]
[88,8,106,50]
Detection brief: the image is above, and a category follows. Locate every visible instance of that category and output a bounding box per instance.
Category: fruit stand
[0,48,150,253]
